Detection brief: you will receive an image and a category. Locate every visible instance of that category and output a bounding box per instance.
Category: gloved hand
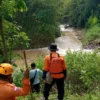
[63,70,67,80]
[23,69,29,79]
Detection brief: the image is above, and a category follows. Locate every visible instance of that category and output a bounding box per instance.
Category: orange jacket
[43,52,67,78]
[0,78,30,100]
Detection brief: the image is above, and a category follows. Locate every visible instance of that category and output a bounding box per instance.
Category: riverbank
[74,28,100,50]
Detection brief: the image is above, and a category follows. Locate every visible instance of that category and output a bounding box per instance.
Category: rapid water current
[14,25,93,66]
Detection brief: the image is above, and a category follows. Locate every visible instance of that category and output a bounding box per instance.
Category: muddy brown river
[14,25,92,67]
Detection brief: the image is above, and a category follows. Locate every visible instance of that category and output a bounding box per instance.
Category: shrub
[83,24,100,44]
[65,50,100,93]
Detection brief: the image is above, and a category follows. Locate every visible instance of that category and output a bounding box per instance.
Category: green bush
[65,92,100,100]
[13,67,24,86]
[86,16,98,28]
[65,50,100,93]
[34,55,44,70]
[83,24,100,44]
[15,51,100,99]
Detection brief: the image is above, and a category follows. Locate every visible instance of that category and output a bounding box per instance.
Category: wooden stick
[23,50,28,69]
[23,50,33,100]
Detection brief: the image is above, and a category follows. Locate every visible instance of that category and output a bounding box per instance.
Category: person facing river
[0,63,30,100]
[42,43,67,100]
[30,62,43,93]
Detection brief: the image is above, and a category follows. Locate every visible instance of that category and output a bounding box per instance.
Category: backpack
[49,53,63,74]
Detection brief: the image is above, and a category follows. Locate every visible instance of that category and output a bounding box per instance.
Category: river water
[55,25,82,55]
[14,25,93,66]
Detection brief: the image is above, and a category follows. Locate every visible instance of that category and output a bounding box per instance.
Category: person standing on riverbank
[30,62,43,93]
[42,43,67,100]
[0,63,30,100]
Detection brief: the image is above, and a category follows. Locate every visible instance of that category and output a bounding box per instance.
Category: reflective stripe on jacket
[0,78,30,100]
[43,52,67,78]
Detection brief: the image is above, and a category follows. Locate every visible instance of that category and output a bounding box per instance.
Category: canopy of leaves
[0,0,29,50]
[64,0,100,28]
[16,0,66,48]
[0,0,29,62]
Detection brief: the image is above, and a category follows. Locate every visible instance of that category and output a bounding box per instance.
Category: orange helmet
[0,63,13,75]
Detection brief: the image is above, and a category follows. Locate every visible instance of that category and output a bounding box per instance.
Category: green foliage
[83,24,100,44]
[35,55,44,70]
[65,92,100,100]
[64,0,100,28]
[13,67,23,86]
[0,0,29,62]
[1,0,15,18]
[17,93,42,100]
[2,20,30,49]
[0,20,30,51]
[16,0,62,48]
[1,0,27,18]
[63,0,100,46]
[86,16,98,28]
[0,55,4,63]
[16,0,28,12]
[14,51,100,100]
[65,50,100,93]
[17,92,100,100]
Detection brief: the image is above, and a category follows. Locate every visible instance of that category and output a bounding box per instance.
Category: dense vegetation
[64,0,100,28]
[0,1,100,100]
[0,0,100,62]
[16,0,62,48]
[0,0,30,62]
[0,0,66,62]
[14,50,100,100]
[63,0,100,48]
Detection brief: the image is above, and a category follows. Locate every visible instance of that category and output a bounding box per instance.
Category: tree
[0,0,8,62]
[64,0,100,28]
[0,0,29,63]
[16,0,64,48]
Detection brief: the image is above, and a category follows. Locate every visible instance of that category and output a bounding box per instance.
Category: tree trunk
[0,0,8,62]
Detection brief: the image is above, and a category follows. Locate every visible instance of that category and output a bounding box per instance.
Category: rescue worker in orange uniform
[42,43,67,100]
[0,63,30,100]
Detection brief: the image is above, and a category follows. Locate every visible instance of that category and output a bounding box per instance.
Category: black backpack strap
[50,53,60,60]
[30,69,37,85]
[34,69,37,79]
[50,53,52,60]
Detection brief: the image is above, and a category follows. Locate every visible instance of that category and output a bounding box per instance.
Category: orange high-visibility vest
[43,52,67,78]
[0,78,30,100]
[49,53,64,74]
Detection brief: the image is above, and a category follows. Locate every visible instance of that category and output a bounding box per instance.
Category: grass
[17,91,100,100]
[83,24,100,45]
